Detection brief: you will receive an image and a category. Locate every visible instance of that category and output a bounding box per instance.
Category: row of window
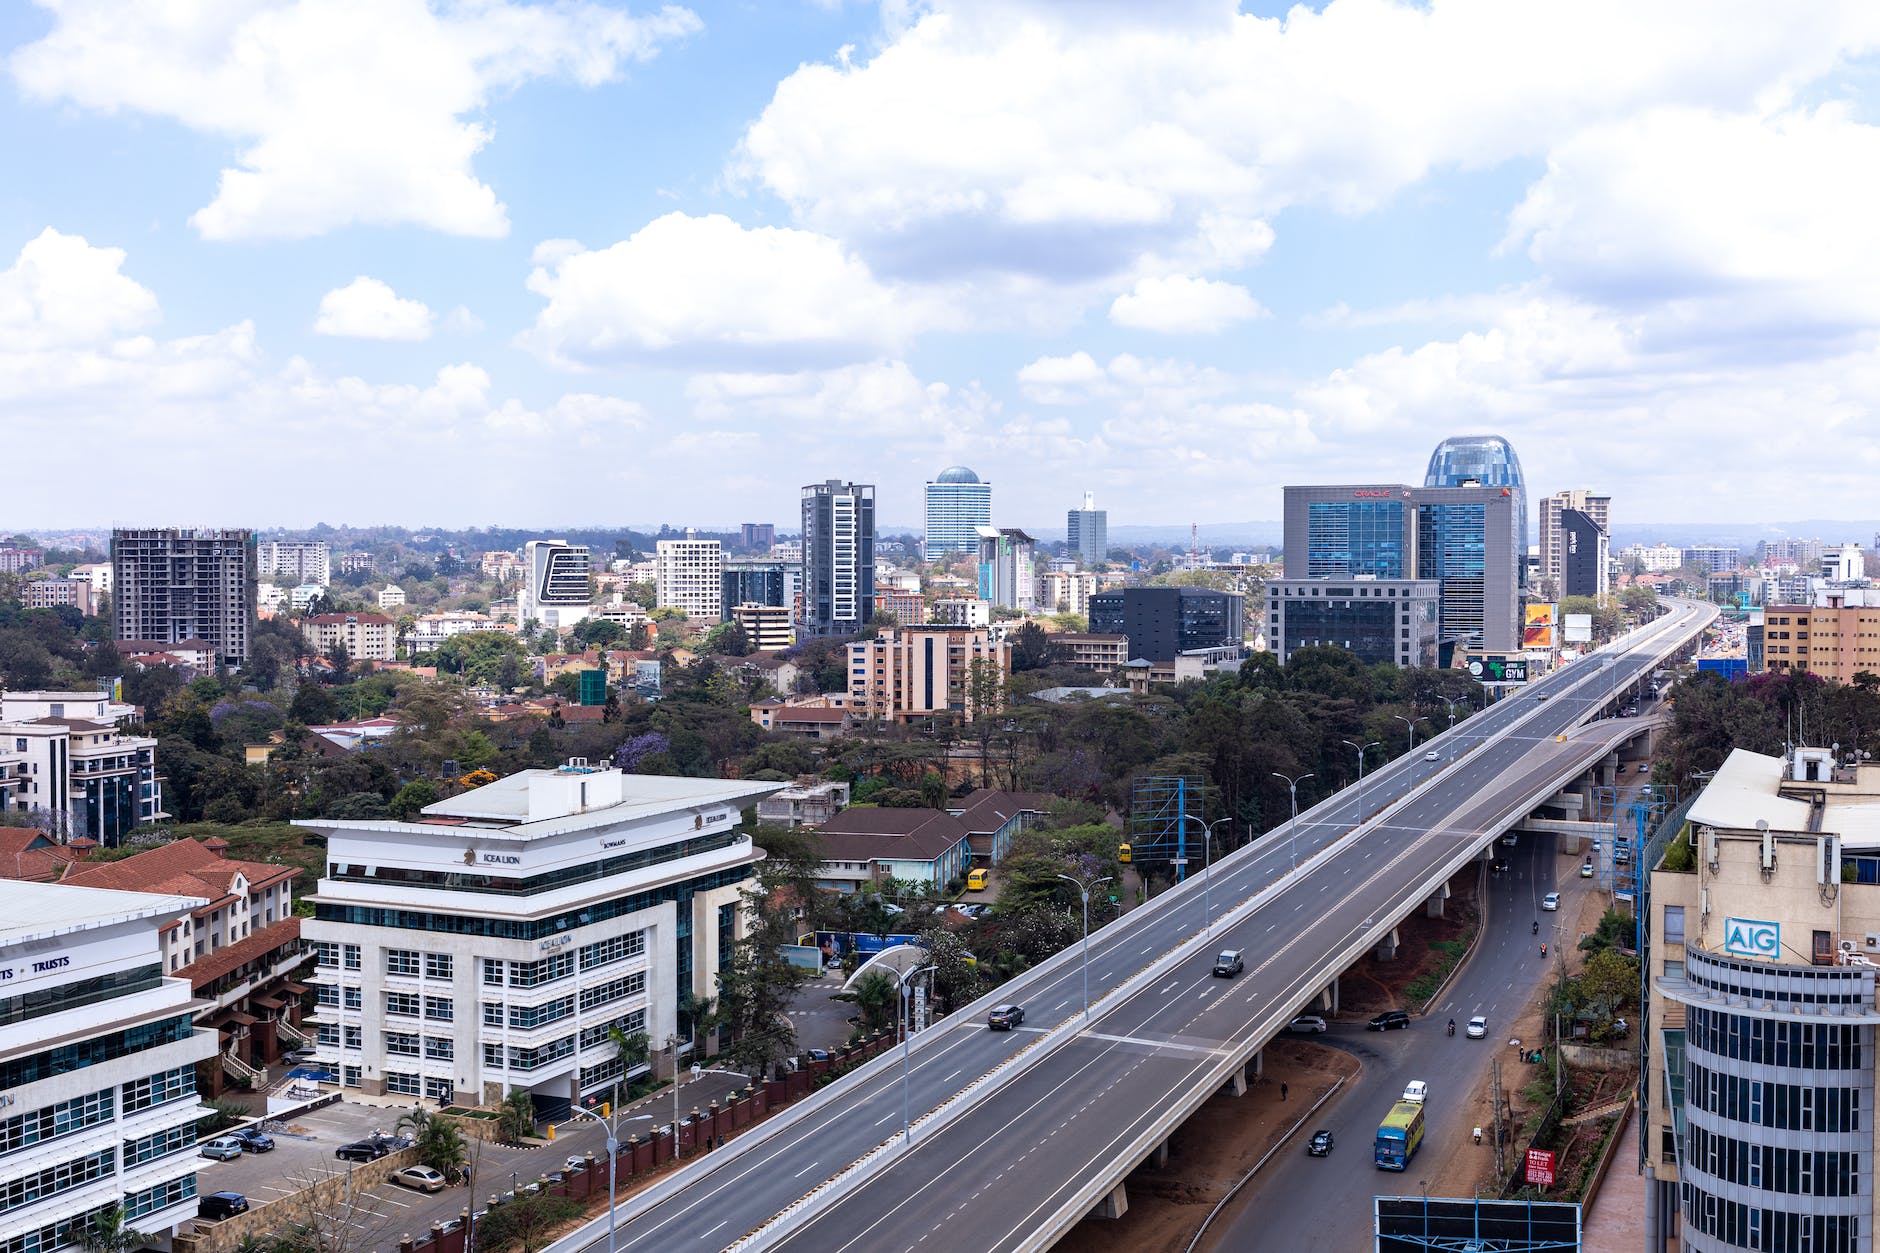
[325,829,743,898]
[0,1016,194,1091]
[484,953,576,989]
[492,997,573,1031]
[314,867,754,940]
[384,993,453,1021]
[383,1033,454,1061]
[579,971,647,1013]
[0,1090,113,1157]
[1687,1061,1862,1132]
[581,931,647,971]
[123,1067,196,1115]
[123,1174,197,1221]
[1689,950,1872,1007]
[0,964,162,1029]
[121,1124,192,1168]
[1681,1182,1860,1252]
[313,942,362,970]
[482,1035,575,1071]
[1687,1007,1864,1071]
[579,1009,649,1052]
[1687,1122,1861,1197]
[385,950,454,980]
[315,985,363,1011]
[0,1149,115,1215]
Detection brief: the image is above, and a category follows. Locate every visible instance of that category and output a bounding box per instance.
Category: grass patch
[1405,933,1475,1009]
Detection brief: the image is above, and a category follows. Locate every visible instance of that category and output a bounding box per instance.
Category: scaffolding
[1587,784,1677,901]
[1128,776,1207,881]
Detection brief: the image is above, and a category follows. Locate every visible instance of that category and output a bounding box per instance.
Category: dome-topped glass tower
[924,465,992,559]
[1423,434,1528,642]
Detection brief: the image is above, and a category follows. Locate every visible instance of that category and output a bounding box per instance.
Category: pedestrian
[1280,1082,1288,1102]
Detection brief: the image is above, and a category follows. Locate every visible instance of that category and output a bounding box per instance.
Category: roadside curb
[1411,860,1490,1018]
[1183,1070,1355,1253]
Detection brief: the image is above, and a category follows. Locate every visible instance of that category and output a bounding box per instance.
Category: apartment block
[0,547,44,574]
[1761,588,1880,683]
[307,612,396,662]
[976,527,1037,613]
[874,588,925,626]
[1539,489,1611,598]
[111,528,256,669]
[21,577,94,615]
[931,598,991,628]
[1050,633,1129,672]
[654,534,724,622]
[732,603,794,652]
[255,540,330,588]
[847,626,1010,724]
[1041,570,1099,618]
[0,690,166,842]
[799,481,875,638]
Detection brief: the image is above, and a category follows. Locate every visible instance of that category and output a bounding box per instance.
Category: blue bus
[1374,1100,1426,1170]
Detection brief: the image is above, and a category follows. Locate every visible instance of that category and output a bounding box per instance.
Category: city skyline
[6,4,1880,526]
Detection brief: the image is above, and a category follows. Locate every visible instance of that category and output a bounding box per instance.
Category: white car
[1402,1080,1429,1103]
[1423,750,1440,762]
[1541,892,1560,911]
[1465,1015,1488,1039]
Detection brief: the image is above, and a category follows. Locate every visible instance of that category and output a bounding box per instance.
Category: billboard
[1563,613,1593,643]
[1523,603,1557,649]
[1467,656,1528,683]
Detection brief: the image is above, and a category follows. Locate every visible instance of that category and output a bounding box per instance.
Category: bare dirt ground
[1059,1039,1361,1253]
[1337,868,1482,1018]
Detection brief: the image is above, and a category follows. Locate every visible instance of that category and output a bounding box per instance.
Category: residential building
[1539,490,1611,598]
[810,808,973,892]
[0,547,44,574]
[1265,578,1441,667]
[592,602,651,632]
[654,533,724,622]
[377,585,407,610]
[747,698,851,739]
[847,626,1010,724]
[1089,587,1245,665]
[740,523,775,552]
[1682,546,1742,573]
[307,612,395,663]
[874,588,925,626]
[118,640,215,672]
[1761,588,1880,683]
[799,480,875,638]
[338,551,375,575]
[976,527,1037,613]
[481,551,522,581]
[256,582,286,613]
[931,597,991,628]
[1622,544,1686,573]
[732,603,794,652]
[1050,633,1129,673]
[70,563,112,596]
[1761,538,1823,566]
[1041,570,1099,618]
[111,528,256,669]
[923,466,993,559]
[255,540,330,588]
[519,540,591,631]
[0,691,164,842]
[722,559,795,612]
[770,540,803,565]
[0,880,221,1252]
[1067,492,1108,567]
[287,583,323,611]
[949,789,1052,865]
[755,781,850,828]
[405,611,505,654]
[299,764,780,1113]
[1821,543,1866,584]
[58,839,309,1086]
[21,577,94,615]
[1643,746,1880,1252]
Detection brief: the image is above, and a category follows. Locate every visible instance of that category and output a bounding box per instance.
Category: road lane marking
[793,1163,818,1178]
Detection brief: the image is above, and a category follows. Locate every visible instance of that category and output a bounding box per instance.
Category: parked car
[1637,761,1651,773]
[200,1137,244,1161]
[880,902,905,916]
[1402,1080,1429,1104]
[1287,1015,1328,1034]
[1466,1015,1488,1039]
[282,1048,315,1064]
[804,1048,831,1062]
[1367,1010,1410,1031]
[1212,949,1244,978]
[228,1128,275,1153]
[198,1192,249,1220]
[988,1004,1025,1030]
[1306,1129,1335,1156]
[565,1155,590,1173]
[1501,833,1517,846]
[391,1166,448,1194]
[335,1139,391,1162]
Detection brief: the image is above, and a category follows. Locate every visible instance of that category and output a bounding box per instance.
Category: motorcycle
[1532,920,1539,935]
[1447,1019,1456,1036]
[1540,943,1548,958]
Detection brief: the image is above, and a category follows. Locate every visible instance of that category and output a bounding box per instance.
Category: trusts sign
[1723,917,1780,960]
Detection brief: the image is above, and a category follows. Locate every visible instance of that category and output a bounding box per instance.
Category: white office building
[255,540,330,589]
[923,467,992,560]
[519,541,591,632]
[299,764,781,1117]
[654,534,725,622]
[0,881,220,1253]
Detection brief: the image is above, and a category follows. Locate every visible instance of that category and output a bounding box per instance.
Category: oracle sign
[1352,489,1393,498]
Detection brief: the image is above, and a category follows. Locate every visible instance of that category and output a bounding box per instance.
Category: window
[424,1036,454,1061]
[385,1071,421,1096]
[579,971,647,1013]
[425,1077,453,1102]
[508,997,575,1030]
[424,996,454,1022]
[344,986,362,1011]
[316,984,340,1008]
[482,1002,503,1027]
[316,1024,340,1048]
[0,1090,113,1156]
[483,1043,504,1068]
[0,1150,115,1214]
[581,931,646,971]
[315,941,340,967]
[122,1174,196,1222]
[344,1025,362,1049]
[424,952,453,980]
[385,1032,420,1057]
[483,959,505,986]
[344,944,361,971]
[122,1067,195,1113]
[508,953,575,988]
[385,992,420,1017]
[343,1066,362,1089]
[1664,959,1685,980]
[386,950,420,977]
[121,1124,191,1167]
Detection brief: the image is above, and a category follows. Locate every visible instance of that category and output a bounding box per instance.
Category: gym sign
[1723,917,1780,960]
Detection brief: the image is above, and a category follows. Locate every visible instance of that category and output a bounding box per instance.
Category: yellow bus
[1374,1101,1425,1170]
[966,868,989,891]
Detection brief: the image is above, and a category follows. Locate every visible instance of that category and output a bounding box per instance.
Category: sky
[6,0,1880,534]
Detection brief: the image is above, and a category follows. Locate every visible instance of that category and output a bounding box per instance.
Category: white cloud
[314,277,434,341]
[1108,274,1265,334]
[0,227,158,350]
[11,0,701,240]
[736,0,1880,287]
[521,213,956,370]
[686,360,987,437]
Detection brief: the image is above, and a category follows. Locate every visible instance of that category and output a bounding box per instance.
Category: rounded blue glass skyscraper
[1424,434,1527,590]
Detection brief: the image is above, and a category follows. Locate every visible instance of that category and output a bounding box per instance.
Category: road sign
[1525,1147,1557,1187]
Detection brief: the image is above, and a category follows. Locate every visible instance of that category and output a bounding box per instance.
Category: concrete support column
[1220,1069,1248,1097]
[1251,1049,1263,1078]
[1373,927,1400,962]
[1089,1181,1129,1220]
[1426,882,1451,919]
[1148,1139,1170,1168]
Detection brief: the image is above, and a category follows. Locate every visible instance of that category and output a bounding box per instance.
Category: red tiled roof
[0,828,78,883]
[184,917,304,989]
[61,838,297,907]
[774,707,848,724]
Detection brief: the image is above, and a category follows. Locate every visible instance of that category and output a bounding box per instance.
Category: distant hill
[1612,521,1880,549]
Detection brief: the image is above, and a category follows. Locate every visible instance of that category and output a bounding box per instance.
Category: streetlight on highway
[1270,772,1315,874]
[1176,814,1236,936]
[1395,714,1426,753]
[1054,871,1115,1021]
[561,1107,655,1253]
[1341,740,1379,821]
[1441,698,1470,759]
[892,962,936,1144]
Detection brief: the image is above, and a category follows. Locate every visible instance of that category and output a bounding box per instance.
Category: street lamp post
[1177,814,1235,935]
[563,1108,654,1253]
[1054,872,1115,1020]
[1270,772,1315,874]
[1395,714,1425,753]
[1341,739,1379,821]
[894,963,937,1143]
[664,1034,684,1160]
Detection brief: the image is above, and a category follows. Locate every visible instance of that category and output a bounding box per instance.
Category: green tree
[495,1088,536,1143]
[608,1026,650,1109]
[389,780,439,821]
[835,969,899,1037]
[472,1193,582,1253]
[80,1206,151,1253]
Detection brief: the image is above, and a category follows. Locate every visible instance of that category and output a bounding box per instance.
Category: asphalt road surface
[551,601,1711,1253]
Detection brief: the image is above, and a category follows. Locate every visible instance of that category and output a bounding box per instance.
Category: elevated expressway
[549,599,1715,1253]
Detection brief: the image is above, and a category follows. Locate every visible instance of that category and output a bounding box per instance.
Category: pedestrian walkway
[1581,1103,1649,1252]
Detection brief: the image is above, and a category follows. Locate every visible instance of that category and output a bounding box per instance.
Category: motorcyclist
[1540,943,1548,957]
[1447,1018,1456,1035]
[1532,920,1540,935]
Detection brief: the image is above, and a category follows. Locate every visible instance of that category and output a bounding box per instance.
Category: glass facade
[1423,434,1526,606]
[1418,503,1488,647]
[1305,501,1406,578]
[924,468,992,559]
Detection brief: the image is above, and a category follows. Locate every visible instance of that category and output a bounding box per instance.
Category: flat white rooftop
[0,880,205,945]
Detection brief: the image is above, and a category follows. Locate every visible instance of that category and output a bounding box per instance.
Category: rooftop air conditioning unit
[1865,933,1880,951]
[1840,939,1857,954]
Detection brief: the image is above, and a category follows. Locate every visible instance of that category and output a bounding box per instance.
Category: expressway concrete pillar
[1149,1139,1170,1168]
[1373,928,1400,962]
[1221,1069,1248,1097]
[1426,882,1451,918]
[1251,1050,1263,1078]
[1089,1182,1129,1220]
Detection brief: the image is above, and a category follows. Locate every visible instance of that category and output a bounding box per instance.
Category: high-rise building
[799,480,875,638]
[1682,546,1742,573]
[1538,490,1610,597]
[731,603,794,652]
[654,532,724,622]
[722,559,794,611]
[1265,578,1441,668]
[1643,746,1880,1251]
[519,540,591,631]
[111,528,256,668]
[1761,537,1822,567]
[1089,587,1244,665]
[1423,434,1527,635]
[923,466,992,560]
[740,523,776,552]
[847,626,1010,723]
[1558,509,1610,599]
[1762,589,1880,683]
[1041,570,1100,618]
[1067,492,1108,567]
[256,539,330,588]
[976,526,1037,613]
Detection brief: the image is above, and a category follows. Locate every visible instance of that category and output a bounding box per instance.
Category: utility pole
[1490,1058,1507,1183]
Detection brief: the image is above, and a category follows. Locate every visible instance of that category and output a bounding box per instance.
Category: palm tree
[393,1105,434,1140]
[418,1118,470,1183]
[80,1207,151,1253]
[607,1026,650,1111]
[834,969,898,1037]
[496,1089,535,1144]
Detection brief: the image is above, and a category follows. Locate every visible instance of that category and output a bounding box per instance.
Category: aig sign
[1723,917,1780,959]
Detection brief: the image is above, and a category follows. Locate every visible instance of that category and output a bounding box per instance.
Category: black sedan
[335,1139,391,1162]
[229,1128,275,1153]
[1307,1129,1335,1157]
